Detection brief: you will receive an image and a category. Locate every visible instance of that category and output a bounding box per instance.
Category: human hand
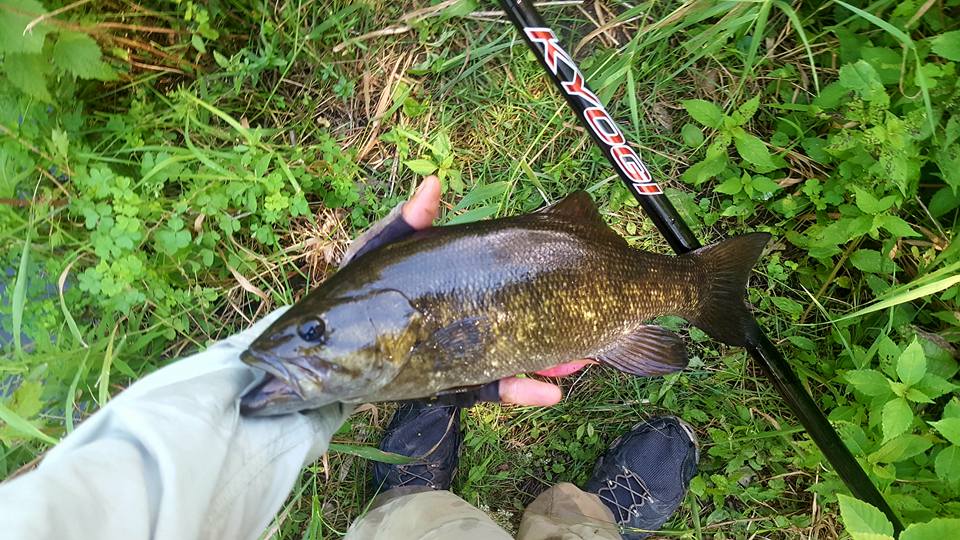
[400,176,595,407]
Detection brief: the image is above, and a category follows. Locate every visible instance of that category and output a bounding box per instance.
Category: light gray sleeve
[0,307,352,540]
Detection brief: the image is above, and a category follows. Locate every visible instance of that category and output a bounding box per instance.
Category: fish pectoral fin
[415,316,490,364]
[595,325,689,376]
[424,317,489,356]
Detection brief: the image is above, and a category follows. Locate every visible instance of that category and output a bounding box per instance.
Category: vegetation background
[1,0,959,537]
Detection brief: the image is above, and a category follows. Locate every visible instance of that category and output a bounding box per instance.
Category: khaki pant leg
[345,489,513,540]
[517,483,623,540]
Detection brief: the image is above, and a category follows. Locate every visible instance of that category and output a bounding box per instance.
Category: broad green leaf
[733,131,777,170]
[946,115,960,147]
[6,379,42,418]
[837,494,895,540]
[914,373,957,400]
[682,99,723,129]
[734,95,761,123]
[0,400,57,445]
[2,51,50,101]
[681,155,727,186]
[930,418,960,446]
[944,398,960,420]
[786,335,816,350]
[869,434,932,463]
[876,335,901,364]
[190,33,206,54]
[53,31,117,80]
[897,339,926,386]
[936,145,960,193]
[0,0,50,54]
[902,519,960,540]
[845,370,893,397]
[860,46,903,85]
[429,132,451,157]
[849,249,897,274]
[904,388,932,403]
[771,296,803,317]
[931,30,960,61]
[878,215,920,238]
[714,176,742,195]
[881,398,912,442]
[680,123,704,147]
[929,187,960,218]
[403,159,437,176]
[839,60,886,102]
[751,176,780,196]
[934,446,960,485]
[852,186,895,215]
[438,0,478,19]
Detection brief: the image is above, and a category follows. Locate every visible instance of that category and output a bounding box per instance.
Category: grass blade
[833,274,960,323]
[97,324,118,406]
[65,351,89,434]
[774,0,820,93]
[832,1,911,45]
[58,257,87,347]
[327,442,414,464]
[0,401,58,445]
[11,225,30,356]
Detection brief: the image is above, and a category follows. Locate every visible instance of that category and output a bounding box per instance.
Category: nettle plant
[0,1,117,102]
[680,94,787,220]
[680,36,959,287]
[678,24,960,531]
[841,337,960,521]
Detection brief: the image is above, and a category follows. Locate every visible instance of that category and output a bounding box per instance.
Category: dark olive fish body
[241,193,769,415]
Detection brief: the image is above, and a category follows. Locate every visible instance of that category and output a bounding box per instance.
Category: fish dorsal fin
[541,191,601,221]
[541,191,627,246]
[594,325,689,376]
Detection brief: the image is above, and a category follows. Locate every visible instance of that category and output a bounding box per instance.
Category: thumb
[401,176,441,230]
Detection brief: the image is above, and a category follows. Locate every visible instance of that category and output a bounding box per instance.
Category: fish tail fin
[687,233,770,347]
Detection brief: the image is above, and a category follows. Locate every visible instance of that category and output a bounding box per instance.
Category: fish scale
[240,192,769,416]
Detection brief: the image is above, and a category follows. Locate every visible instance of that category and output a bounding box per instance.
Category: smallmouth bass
[241,192,769,416]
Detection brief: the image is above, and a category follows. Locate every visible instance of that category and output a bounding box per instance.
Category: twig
[905,0,938,28]
[23,0,93,35]
[332,25,411,53]
[799,238,861,324]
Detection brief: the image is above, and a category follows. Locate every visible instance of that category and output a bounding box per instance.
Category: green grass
[2,1,960,538]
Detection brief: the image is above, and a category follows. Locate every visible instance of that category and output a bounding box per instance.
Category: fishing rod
[498,0,904,533]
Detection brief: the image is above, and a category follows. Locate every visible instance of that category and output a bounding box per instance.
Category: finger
[499,377,563,406]
[402,176,441,230]
[534,359,596,377]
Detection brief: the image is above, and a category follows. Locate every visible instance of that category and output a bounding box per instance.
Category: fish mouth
[240,349,307,400]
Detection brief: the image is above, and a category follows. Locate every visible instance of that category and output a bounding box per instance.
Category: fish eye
[296,318,326,343]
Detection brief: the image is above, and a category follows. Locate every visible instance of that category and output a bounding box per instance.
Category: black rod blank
[498,0,903,533]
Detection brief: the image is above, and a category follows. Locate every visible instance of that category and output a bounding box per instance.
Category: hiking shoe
[585,416,699,539]
[372,402,462,492]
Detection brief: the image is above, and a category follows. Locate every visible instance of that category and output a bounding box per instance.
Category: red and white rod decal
[525,27,663,195]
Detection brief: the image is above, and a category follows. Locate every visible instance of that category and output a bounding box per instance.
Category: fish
[240,191,769,416]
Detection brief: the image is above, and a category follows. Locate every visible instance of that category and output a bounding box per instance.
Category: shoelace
[385,409,459,489]
[391,461,441,489]
[596,466,656,524]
